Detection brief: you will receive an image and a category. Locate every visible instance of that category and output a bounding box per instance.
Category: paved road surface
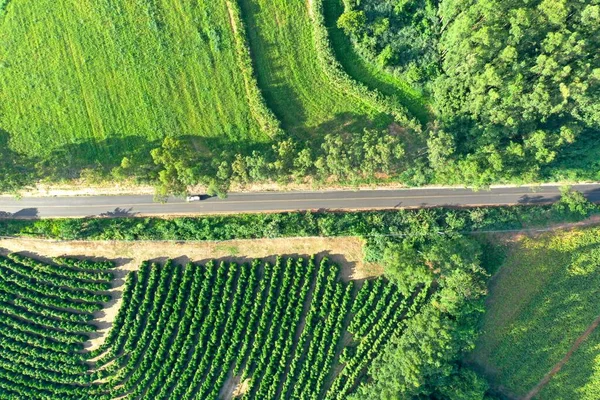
[1,184,599,219]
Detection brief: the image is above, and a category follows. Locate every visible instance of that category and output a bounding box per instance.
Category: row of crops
[0,253,423,399]
[0,253,114,399]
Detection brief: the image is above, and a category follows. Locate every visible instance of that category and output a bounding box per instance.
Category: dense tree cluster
[353,235,491,399]
[114,127,408,198]
[338,0,599,187]
[430,0,600,186]
[338,0,440,88]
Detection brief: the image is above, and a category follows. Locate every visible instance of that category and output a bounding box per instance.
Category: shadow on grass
[1,127,274,186]
[468,238,600,397]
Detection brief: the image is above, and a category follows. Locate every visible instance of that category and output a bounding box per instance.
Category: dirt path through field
[225,1,238,34]
[522,313,600,400]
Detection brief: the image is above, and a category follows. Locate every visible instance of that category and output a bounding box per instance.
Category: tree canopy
[430,0,600,184]
[354,235,491,399]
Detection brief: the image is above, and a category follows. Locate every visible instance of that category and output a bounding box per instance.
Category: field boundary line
[522,313,600,400]
[308,0,420,127]
[226,0,283,138]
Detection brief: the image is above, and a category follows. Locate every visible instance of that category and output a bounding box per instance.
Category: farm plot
[237,0,389,139]
[0,253,115,398]
[469,226,600,398]
[0,253,420,399]
[0,0,270,167]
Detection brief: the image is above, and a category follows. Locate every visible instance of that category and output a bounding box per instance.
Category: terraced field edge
[309,0,421,128]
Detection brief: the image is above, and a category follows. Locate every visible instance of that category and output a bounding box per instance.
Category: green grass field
[238,0,389,139]
[0,0,269,165]
[469,227,600,398]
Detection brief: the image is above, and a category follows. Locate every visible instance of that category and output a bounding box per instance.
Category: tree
[383,242,433,296]
[337,10,366,36]
[356,235,489,399]
[552,186,596,219]
[432,0,599,181]
[150,137,201,199]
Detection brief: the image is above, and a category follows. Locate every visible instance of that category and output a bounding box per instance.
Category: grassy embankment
[237,0,395,140]
[321,0,430,124]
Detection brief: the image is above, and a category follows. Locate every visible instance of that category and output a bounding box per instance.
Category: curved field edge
[309,0,420,128]
[226,0,283,138]
[235,0,383,139]
[322,0,431,124]
[0,0,269,164]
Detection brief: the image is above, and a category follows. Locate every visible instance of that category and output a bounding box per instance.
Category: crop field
[0,0,269,165]
[0,253,422,399]
[469,226,600,398]
[537,322,600,400]
[238,0,389,138]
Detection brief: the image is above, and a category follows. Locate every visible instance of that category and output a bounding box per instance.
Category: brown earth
[0,236,382,351]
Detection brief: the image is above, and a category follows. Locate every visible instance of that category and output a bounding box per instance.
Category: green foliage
[469,226,600,397]
[309,0,417,125]
[337,10,366,35]
[0,253,113,396]
[339,0,441,90]
[552,186,596,220]
[150,137,202,198]
[2,203,597,242]
[238,0,387,138]
[538,321,600,400]
[353,235,489,399]
[430,0,600,185]
[0,0,269,176]
[335,0,599,185]
[323,0,431,124]
[0,255,413,399]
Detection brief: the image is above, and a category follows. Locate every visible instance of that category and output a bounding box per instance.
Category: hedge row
[0,204,595,242]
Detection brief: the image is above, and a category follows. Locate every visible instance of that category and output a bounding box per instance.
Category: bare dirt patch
[0,236,380,350]
[233,378,250,398]
[225,1,238,35]
[307,0,314,18]
[219,372,250,400]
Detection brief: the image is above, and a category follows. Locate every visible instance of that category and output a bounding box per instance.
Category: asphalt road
[1,184,600,219]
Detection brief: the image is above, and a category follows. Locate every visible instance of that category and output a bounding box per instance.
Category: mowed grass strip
[0,0,269,163]
[469,227,600,397]
[237,0,387,139]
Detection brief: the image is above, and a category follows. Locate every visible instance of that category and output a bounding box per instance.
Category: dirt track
[522,313,600,400]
